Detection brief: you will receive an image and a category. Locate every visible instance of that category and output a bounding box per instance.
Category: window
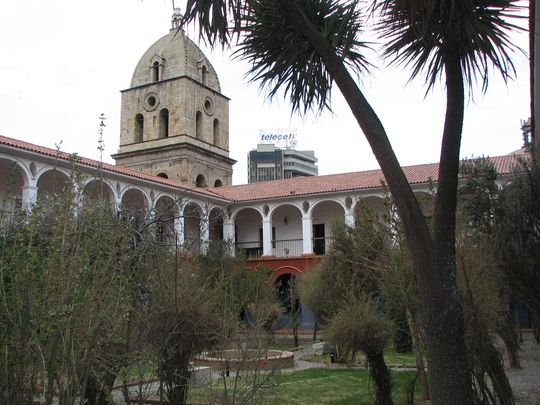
[214,179,223,187]
[157,173,168,179]
[152,61,160,82]
[201,65,208,85]
[159,108,169,138]
[195,111,202,140]
[134,114,144,143]
[213,119,220,146]
[196,174,207,187]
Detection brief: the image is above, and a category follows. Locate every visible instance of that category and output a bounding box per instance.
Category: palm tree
[374,2,522,402]
[182,1,523,403]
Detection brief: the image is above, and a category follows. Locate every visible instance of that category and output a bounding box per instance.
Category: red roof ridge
[1,134,523,203]
[0,134,225,199]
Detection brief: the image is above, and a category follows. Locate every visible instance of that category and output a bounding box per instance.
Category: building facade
[0,25,523,287]
[248,144,318,183]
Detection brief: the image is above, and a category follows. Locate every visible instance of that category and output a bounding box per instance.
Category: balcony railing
[312,237,333,256]
[236,241,263,259]
[236,237,334,258]
[273,238,302,257]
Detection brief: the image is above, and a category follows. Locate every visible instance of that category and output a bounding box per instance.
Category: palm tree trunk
[276,2,473,403]
[405,306,429,400]
[425,50,473,404]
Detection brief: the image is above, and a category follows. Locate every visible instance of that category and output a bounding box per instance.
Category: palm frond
[375,0,525,94]
[182,0,245,47]
[235,0,372,114]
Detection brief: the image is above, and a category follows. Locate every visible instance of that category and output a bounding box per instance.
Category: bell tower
[112,16,235,187]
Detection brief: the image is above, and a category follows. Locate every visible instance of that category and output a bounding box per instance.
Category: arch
[159,108,169,138]
[274,272,301,321]
[195,174,207,188]
[234,207,263,259]
[270,204,303,257]
[275,271,297,294]
[82,179,114,204]
[0,158,27,213]
[183,201,203,254]
[155,195,178,245]
[214,179,223,188]
[152,61,160,82]
[36,169,71,200]
[157,172,169,179]
[273,269,315,331]
[134,114,144,143]
[354,196,388,219]
[195,111,203,140]
[311,200,346,255]
[274,266,303,279]
[208,207,225,252]
[201,65,208,85]
[213,119,220,146]
[120,188,148,222]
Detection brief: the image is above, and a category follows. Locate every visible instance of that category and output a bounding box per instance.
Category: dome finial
[171,5,183,29]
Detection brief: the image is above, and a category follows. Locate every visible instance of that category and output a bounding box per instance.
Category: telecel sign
[259,130,297,148]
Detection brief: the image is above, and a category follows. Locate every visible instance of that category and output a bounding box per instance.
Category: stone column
[262,218,273,256]
[222,218,236,256]
[175,210,185,247]
[345,209,355,227]
[200,213,210,254]
[21,179,38,210]
[301,214,313,255]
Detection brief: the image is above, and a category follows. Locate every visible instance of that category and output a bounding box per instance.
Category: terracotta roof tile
[212,154,523,202]
[0,134,225,199]
[1,134,524,203]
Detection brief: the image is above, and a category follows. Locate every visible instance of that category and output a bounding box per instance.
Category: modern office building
[247,143,318,183]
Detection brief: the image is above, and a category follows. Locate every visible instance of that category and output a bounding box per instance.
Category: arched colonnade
[0,153,435,258]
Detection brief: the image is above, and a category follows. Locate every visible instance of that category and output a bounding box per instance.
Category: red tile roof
[0,134,524,203]
[0,135,225,199]
[212,154,523,202]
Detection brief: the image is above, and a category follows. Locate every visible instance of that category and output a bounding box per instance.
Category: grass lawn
[302,347,417,368]
[188,368,430,404]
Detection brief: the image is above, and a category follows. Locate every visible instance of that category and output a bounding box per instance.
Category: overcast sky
[0,0,531,185]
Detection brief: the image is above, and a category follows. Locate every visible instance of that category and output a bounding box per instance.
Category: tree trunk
[365,348,394,405]
[276,2,473,403]
[292,315,299,348]
[497,310,521,368]
[160,355,191,405]
[405,307,430,401]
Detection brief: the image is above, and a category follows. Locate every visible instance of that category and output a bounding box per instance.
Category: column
[222,219,236,256]
[345,209,355,227]
[301,214,313,255]
[262,218,273,256]
[200,214,209,254]
[174,211,185,247]
[21,179,38,210]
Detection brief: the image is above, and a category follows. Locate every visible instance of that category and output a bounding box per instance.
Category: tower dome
[113,27,235,187]
[130,29,221,92]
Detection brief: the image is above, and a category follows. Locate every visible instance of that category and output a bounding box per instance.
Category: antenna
[98,113,106,164]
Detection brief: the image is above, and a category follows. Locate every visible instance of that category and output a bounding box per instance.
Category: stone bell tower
[113,13,235,187]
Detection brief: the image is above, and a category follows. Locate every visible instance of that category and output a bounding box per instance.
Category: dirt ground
[505,330,540,405]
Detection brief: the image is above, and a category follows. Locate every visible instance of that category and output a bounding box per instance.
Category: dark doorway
[313,223,325,255]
